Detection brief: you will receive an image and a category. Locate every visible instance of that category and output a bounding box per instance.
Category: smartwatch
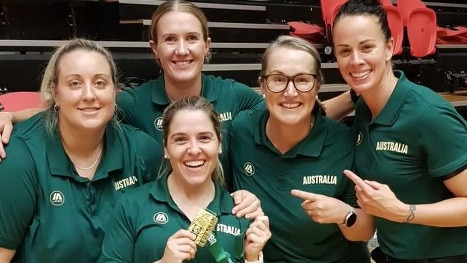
[342,206,357,227]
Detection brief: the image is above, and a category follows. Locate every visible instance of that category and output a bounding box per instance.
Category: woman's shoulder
[113,123,162,152]
[13,112,47,141]
[203,74,254,92]
[116,79,159,104]
[321,115,353,134]
[231,109,264,130]
[319,116,355,146]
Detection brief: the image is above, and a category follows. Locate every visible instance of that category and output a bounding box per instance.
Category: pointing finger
[291,189,319,201]
[343,170,374,192]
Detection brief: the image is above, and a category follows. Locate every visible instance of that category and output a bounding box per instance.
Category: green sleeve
[0,137,38,250]
[133,129,163,183]
[333,125,358,207]
[231,82,265,112]
[418,104,467,178]
[100,195,135,263]
[116,90,138,126]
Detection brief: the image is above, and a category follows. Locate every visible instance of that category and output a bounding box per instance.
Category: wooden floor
[440,91,467,108]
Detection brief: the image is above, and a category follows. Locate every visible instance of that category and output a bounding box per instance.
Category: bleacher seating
[0,0,465,104]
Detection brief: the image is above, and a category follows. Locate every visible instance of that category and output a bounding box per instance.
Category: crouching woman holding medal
[100,96,271,263]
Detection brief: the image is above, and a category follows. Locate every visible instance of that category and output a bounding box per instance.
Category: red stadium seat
[0,92,42,112]
[397,0,437,57]
[320,0,348,42]
[383,4,404,55]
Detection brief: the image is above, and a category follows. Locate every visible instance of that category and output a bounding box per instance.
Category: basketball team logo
[243,162,255,176]
[153,212,169,224]
[154,117,163,131]
[50,191,65,206]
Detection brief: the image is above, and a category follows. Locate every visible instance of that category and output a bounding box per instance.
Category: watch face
[347,212,357,227]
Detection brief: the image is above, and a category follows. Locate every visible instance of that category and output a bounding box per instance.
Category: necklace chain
[73,146,103,170]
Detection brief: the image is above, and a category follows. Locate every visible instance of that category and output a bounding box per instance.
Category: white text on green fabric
[375,141,408,154]
[219,112,232,122]
[114,176,139,190]
[217,224,240,236]
[303,175,337,185]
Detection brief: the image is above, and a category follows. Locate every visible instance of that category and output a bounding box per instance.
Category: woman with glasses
[229,35,374,262]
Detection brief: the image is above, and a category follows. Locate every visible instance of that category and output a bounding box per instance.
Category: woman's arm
[345,169,467,227]
[291,189,375,241]
[321,90,355,120]
[0,137,38,256]
[402,169,467,227]
[0,108,41,159]
[0,247,15,263]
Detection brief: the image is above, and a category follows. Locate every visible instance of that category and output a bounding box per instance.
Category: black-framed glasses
[261,74,318,93]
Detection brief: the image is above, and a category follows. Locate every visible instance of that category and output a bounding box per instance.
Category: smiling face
[54,49,115,132]
[164,109,221,186]
[150,11,211,85]
[333,14,393,94]
[261,47,318,126]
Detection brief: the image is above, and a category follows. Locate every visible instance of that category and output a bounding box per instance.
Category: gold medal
[188,209,218,247]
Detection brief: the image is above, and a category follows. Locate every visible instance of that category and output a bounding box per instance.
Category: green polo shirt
[230,109,369,263]
[0,113,162,263]
[353,71,467,260]
[101,177,250,263]
[116,74,264,189]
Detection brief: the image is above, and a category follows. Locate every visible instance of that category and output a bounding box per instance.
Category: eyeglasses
[261,73,317,93]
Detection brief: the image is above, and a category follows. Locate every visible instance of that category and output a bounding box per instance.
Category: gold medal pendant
[188,209,218,247]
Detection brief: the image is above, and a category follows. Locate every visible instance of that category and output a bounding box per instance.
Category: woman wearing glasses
[229,35,374,262]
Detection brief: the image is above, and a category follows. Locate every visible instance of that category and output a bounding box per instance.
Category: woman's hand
[0,112,13,161]
[159,230,197,263]
[231,190,263,219]
[244,216,271,261]
[291,189,349,224]
[344,170,408,222]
